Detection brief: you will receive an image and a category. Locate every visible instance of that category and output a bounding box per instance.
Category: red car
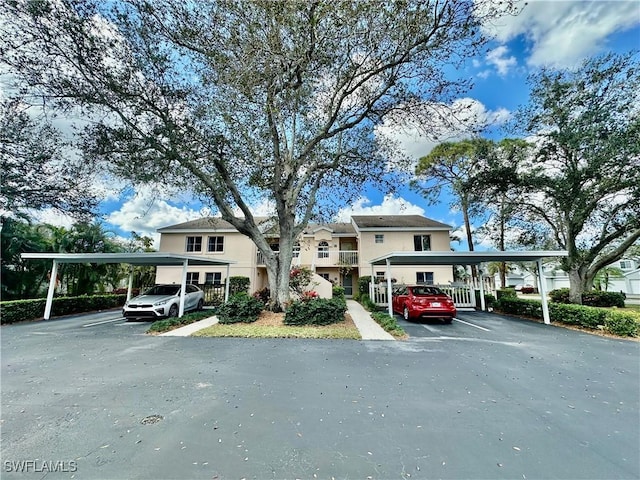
[392,285,457,323]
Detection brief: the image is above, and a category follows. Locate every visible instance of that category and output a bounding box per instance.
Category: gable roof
[302,222,356,235]
[351,215,451,230]
[157,217,271,233]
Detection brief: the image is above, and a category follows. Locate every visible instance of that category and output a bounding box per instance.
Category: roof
[369,251,569,266]
[157,217,272,233]
[302,223,357,235]
[351,215,451,230]
[21,253,235,266]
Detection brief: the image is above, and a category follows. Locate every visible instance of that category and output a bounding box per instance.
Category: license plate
[431,302,441,307]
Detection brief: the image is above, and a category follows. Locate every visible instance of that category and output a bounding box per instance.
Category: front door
[342,273,353,297]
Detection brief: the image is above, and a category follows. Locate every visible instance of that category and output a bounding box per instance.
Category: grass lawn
[192,311,362,340]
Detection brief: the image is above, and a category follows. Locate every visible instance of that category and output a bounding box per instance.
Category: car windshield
[143,285,180,296]
[412,286,444,296]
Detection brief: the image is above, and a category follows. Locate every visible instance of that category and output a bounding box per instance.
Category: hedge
[1,294,127,324]
[549,288,626,308]
[229,276,251,296]
[284,298,347,326]
[495,297,638,337]
[217,293,263,324]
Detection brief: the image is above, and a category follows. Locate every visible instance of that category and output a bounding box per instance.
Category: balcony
[256,250,358,267]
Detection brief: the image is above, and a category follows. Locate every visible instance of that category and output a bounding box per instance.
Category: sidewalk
[346,299,395,340]
[161,301,394,340]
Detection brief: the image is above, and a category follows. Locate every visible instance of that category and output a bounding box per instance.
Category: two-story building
[155,215,454,297]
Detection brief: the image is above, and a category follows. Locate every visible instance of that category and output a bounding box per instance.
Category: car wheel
[403,306,410,321]
[168,304,179,318]
[443,317,453,324]
[197,299,204,311]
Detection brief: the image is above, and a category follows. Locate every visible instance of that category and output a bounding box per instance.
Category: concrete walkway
[160,300,394,340]
[345,299,395,340]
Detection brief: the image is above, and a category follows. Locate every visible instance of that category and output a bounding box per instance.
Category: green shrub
[284,298,347,326]
[604,311,639,337]
[358,276,372,295]
[496,288,517,300]
[358,293,378,312]
[548,303,606,328]
[582,291,626,308]
[549,288,626,308]
[147,310,213,333]
[229,276,251,296]
[494,297,543,318]
[1,294,127,324]
[217,293,263,324]
[370,311,406,337]
[332,285,346,302]
[494,297,638,337]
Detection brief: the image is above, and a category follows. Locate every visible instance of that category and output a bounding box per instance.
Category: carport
[369,250,568,325]
[21,253,236,320]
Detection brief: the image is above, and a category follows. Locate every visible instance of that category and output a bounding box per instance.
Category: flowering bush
[301,290,319,301]
[289,266,314,295]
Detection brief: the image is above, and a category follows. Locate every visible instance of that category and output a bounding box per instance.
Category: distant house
[155,215,454,297]
[498,259,640,296]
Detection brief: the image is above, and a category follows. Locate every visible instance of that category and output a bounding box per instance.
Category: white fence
[370,283,476,308]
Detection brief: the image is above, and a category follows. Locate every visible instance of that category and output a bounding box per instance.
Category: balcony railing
[256,250,358,267]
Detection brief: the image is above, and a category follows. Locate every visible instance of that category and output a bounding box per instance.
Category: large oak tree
[510,53,640,303]
[1,0,516,309]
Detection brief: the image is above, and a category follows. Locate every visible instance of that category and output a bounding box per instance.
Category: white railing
[370,283,476,308]
[257,250,358,268]
[312,250,358,268]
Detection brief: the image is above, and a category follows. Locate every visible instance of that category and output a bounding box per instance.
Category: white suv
[123,284,204,320]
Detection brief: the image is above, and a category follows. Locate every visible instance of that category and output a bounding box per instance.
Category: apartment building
[156,215,454,296]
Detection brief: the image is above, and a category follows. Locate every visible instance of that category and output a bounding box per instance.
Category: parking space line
[453,318,491,331]
[421,324,441,334]
[83,317,124,327]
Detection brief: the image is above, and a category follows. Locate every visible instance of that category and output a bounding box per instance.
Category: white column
[179,260,188,317]
[44,260,58,320]
[369,264,375,301]
[126,267,134,302]
[386,259,393,316]
[225,264,231,301]
[478,263,486,311]
[537,259,551,325]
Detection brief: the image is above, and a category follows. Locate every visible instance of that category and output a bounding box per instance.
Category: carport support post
[224,264,230,301]
[179,259,188,318]
[386,259,393,317]
[478,263,486,311]
[537,259,551,325]
[126,267,134,302]
[369,264,375,301]
[44,259,58,320]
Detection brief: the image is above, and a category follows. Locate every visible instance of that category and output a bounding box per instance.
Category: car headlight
[154,300,168,306]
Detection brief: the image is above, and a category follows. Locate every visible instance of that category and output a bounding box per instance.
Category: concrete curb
[159,301,395,340]
[159,316,219,336]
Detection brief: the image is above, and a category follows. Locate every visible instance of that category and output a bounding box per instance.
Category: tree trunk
[567,266,590,304]
[461,201,478,283]
[261,220,296,312]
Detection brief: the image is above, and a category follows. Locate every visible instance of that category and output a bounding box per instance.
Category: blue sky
[28,0,640,248]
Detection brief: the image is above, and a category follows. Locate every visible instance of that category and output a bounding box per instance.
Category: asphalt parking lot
[1,310,639,479]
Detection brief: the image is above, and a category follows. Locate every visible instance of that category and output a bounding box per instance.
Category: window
[207,236,224,252]
[375,234,384,244]
[269,242,279,251]
[186,272,200,284]
[414,234,431,251]
[375,271,385,282]
[318,241,329,258]
[186,236,202,252]
[620,260,633,270]
[205,272,222,285]
[293,243,300,258]
[416,272,434,285]
[319,273,330,281]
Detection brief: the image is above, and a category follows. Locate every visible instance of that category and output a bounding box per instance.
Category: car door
[392,286,407,314]
[185,285,198,309]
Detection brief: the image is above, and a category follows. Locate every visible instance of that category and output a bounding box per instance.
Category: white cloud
[375,98,511,166]
[485,45,518,76]
[105,186,203,245]
[333,194,426,222]
[484,0,640,68]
